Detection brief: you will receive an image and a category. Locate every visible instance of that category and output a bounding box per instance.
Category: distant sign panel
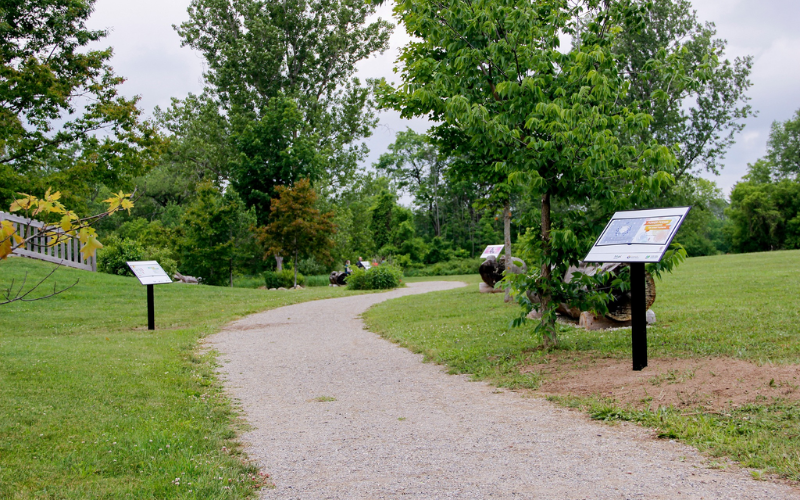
[480,245,504,259]
[584,207,691,263]
[127,261,173,285]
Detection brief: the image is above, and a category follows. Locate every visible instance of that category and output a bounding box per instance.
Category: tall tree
[0,0,160,209]
[375,129,447,237]
[176,0,393,206]
[766,109,800,180]
[382,0,679,345]
[256,178,336,287]
[177,183,257,287]
[612,0,754,179]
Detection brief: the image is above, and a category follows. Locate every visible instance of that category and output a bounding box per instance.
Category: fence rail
[0,212,96,272]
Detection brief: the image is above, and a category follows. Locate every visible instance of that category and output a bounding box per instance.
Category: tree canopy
[381,0,680,344]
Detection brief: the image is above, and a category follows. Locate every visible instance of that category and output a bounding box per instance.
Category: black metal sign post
[127,261,173,331]
[584,207,691,371]
[147,284,155,331]
[630,262,647,370]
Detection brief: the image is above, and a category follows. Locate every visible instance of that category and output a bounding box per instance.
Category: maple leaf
[0,220,24,260]
[78,228,103,260]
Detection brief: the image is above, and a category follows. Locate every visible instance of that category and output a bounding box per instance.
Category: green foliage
[231,97,327,225]
[613,0,754,178]
[97,235,178,279]
[766,108,800,179]
[369,189,396,251]
[726,178,800,252]
[176,0,393,203]
[264,269,305,288]
[304,275,331,287]
[404,258,482,277]
[375,129,448,236]
[0,0,162,210]
[177,183,258,286]
[97,236,145,276]
[382,0,681,345]
[346,265,403,290]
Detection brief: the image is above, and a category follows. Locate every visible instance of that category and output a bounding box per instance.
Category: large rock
[479,255,527,287]
[329,271,348,286]
[526,262,656,324]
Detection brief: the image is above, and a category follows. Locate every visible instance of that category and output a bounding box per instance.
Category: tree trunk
[503,201,512,303]
[540,191,557,347]
[293,247,298,288]
[275,255,283,271]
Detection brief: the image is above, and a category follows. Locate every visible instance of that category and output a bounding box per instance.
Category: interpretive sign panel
[480,245,504,259]
[127,261,172,285]
[584,207,691,263]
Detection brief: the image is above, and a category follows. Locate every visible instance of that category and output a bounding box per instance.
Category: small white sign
[584,207,691,263]
[127,261,173,285]
[480,245,504,259]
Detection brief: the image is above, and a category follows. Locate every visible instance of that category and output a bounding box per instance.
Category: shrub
[346,265,403,290]
[98,236,144,276]
[264,269,304,288]
[344,268,369,290]
[368,265,403,289]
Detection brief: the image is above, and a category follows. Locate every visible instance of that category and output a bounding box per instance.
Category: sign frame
[127,260,172,331]
[480,245,504,259]
[584,207,691,264]
[583,206,691,371]
[127,260,173,285]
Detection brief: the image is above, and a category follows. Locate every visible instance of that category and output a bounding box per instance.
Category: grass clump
[0,257,371,498]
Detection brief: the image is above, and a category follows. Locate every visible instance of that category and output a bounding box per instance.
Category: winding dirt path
[209,281,798,499]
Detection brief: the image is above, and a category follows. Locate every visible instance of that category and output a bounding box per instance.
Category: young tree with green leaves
[256,179,336,288]
[177,183,257,287]
[381,0,680,346]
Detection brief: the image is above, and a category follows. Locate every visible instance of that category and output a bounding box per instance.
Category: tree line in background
[2,0,799,336]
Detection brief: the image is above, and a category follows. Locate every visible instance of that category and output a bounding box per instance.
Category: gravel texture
[209,281,799,499]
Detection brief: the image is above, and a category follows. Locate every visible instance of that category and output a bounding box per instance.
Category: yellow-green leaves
[0,220,24,260]
[77,227,103,261]
[4,188,134,261]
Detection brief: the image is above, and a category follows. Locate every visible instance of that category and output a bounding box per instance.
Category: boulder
[479,255,527,287]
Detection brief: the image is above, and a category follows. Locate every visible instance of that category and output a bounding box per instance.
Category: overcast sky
[88,0,800,196]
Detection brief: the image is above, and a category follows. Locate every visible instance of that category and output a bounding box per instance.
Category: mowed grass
[0,258,370,499]
[364,250,800,480]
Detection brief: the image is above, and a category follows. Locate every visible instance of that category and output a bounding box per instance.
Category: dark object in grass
[329,271,348,286]
[479,255,527,287]
[527,262,656,323]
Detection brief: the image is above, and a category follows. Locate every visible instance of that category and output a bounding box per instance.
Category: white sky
[88,0,800,197]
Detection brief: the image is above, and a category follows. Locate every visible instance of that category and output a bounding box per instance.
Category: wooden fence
[0,211,96,272]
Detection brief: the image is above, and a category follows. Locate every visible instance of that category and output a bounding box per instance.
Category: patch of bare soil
[526,355,800,411]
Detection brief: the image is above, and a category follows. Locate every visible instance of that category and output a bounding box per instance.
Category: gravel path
[210,281,798,499]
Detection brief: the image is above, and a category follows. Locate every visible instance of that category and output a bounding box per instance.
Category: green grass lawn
[364,250,800,481]
[0,258,370,499]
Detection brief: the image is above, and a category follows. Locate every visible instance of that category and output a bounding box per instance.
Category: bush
[264,269,304,288]
[403,257,481,277]
[98,236,144,276]
[346,265,403,290]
